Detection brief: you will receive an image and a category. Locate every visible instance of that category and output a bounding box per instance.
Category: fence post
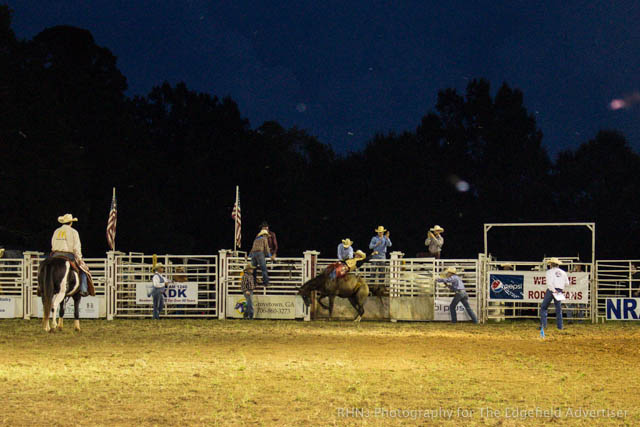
[106,251,115,320]
[302,250,319,321]
[389,251,404,322]
[218,250,229,320]
[22,251,42,319]
[477,253,486,324]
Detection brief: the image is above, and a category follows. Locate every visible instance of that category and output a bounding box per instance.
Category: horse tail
[39,260,54,323]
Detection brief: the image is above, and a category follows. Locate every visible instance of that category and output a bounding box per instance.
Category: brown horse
[37,257,82,332]
[298,271,369,322]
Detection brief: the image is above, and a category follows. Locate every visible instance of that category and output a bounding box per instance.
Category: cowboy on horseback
[50,213,94,297]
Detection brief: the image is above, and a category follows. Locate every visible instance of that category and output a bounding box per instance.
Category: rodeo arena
[2,221,638,324]
[1,203,639,425]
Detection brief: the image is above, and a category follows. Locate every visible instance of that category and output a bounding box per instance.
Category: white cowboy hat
[341,238,353,247]
[374,226,386,233]
[445,266,457,274]
[430,225,444,233]
[547,257,563,266]
[354,249,366,259]
[500,263,513,268]
[57,213,78,224]
[257,229,269,237]
[153,262,164,271]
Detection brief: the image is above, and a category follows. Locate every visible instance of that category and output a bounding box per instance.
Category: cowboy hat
[257,229,269,237]
[374,226,386,233]
[58,213,78,224]
[430,225,444,233]
[153,262,165,271]
[500,263,513,269]
[341,238,353,247]
[244,263,256,272]
[445,266,457,274]
[354,249,366,259]
[547,257,563,266]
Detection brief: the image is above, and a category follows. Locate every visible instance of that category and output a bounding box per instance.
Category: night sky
[10,0,640,157]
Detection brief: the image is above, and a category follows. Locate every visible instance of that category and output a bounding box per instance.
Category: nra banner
[488,271,589,303]
[136,282,199,305]
[606,298,640,320]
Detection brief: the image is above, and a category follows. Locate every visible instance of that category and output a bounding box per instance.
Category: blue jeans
[250,252,269,286]
[50,251,88,294]
[450,290,478,323]
[540,289,563,329]
[244,290,254,319]
[151,287,165,319]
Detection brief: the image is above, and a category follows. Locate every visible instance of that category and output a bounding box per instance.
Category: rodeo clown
[50,213,95,297]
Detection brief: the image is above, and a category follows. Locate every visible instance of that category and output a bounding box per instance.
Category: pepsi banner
[489,274,524,300]
[488,272,589,303]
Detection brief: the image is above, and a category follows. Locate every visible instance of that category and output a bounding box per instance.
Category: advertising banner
[35,296,100,318]
[488,271,589,303]
[226,294,305,319]
[0,296,16,318]
[434,298,477,321]
[136,282,199,305]
[606,298,640,320]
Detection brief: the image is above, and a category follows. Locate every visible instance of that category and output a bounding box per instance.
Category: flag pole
[112,187,116,251]
[234,186,239,254]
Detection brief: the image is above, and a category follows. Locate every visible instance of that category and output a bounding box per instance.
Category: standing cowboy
[425,225,444,259]
[249,228,272,287]
[369,226,392,259]
[50,214,94,296]
[436,266,478,324]
[240,263,257,319]
[540,257,569,330]
[151,263,171,320]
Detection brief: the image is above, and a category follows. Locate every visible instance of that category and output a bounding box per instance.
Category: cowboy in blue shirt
[369,226,392,259]
[436,266,478,324]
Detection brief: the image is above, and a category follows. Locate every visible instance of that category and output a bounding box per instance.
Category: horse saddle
[326,262,348,280]
[50,253,80,274]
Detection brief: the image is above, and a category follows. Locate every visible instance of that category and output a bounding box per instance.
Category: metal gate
[595,260,640,322]
[113,253,218,318]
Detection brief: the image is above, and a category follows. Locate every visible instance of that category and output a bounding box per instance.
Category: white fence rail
[3,249,639,323]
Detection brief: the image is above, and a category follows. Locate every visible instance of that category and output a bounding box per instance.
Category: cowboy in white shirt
[51,213,93,296]
[540,257,569,330]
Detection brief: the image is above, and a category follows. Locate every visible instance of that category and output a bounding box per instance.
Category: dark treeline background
[1,6,639,261]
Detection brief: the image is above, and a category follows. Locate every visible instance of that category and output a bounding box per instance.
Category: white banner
[226,294,305,319]
[606,298,640,320]
[488,271,589,303]
[0,296,16,318]
[35,296,100,318]
[136,282,199,305]
[434,298,477,322]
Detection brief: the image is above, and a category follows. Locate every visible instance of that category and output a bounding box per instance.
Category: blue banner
[606,298,640,320]
[489,274,524,300]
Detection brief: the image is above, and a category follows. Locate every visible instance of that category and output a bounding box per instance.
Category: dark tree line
[1,6,639,260]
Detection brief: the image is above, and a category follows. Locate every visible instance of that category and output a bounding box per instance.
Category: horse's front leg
[329,295,335,320]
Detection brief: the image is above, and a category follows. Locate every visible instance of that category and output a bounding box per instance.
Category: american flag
[231,188,241,248]
[106,189,117,251]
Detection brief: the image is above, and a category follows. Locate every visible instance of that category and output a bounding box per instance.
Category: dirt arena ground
[1,319,638,426]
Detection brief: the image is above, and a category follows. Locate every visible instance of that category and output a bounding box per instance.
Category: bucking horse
[37,257,83,332]
[298,271,369,322]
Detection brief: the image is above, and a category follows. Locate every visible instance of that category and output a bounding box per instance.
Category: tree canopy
[1,9,639,260]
